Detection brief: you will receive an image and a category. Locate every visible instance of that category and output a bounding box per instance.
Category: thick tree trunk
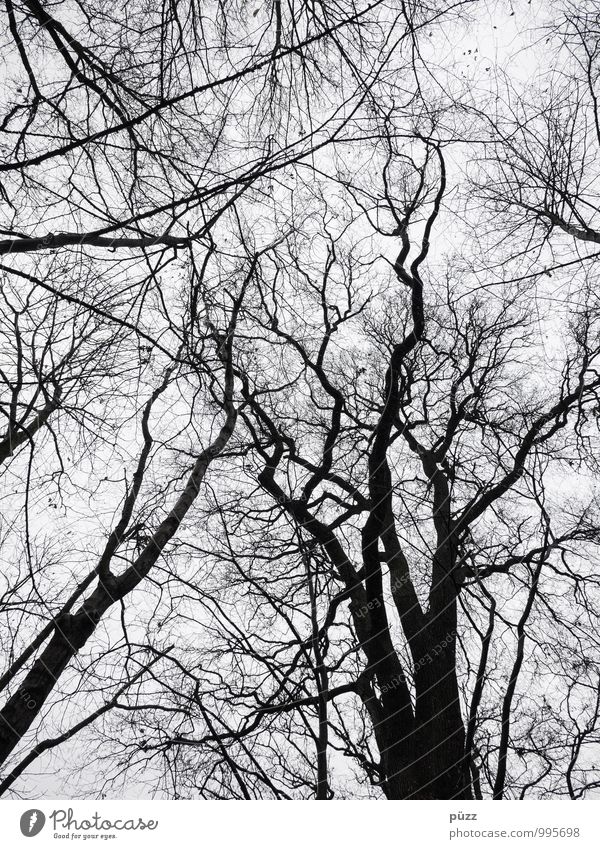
[382,670,471,799]
[381,621,471,800]
[412,654,471,799]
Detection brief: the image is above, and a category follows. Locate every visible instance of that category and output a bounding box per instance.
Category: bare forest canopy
[1,0,600,800]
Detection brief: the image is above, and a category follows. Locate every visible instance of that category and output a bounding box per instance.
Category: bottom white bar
[0,800,595,848]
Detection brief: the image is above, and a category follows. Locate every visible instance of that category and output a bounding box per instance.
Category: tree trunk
[381,623,471,800]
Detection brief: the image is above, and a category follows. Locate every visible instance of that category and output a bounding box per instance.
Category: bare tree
[78,124,600,799]
[4,0,600,804]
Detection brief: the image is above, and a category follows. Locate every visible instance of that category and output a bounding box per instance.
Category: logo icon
[20,810,46,837]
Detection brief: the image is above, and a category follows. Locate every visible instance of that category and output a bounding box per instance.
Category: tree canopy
[1,0,600,800]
